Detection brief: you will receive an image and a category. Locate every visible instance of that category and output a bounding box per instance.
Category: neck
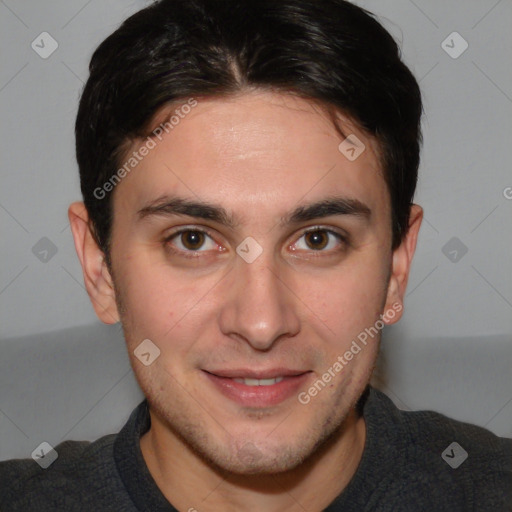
[140,407,366,512]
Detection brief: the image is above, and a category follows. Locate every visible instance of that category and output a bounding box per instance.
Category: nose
[218,251,301,351]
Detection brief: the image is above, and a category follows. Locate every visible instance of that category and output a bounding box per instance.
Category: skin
[69,90,422,512]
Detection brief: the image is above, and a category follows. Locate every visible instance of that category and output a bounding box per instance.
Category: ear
[382,204,423,325]
[68,202,120,324]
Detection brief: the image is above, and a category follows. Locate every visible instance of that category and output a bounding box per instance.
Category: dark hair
[75,0,422,260]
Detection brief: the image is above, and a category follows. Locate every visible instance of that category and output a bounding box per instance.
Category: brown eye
[164,228,219,257]
[304,230,329,250]
[180,230,205,250]
[291,228,346,254]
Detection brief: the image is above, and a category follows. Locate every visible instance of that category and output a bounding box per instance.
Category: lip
[203,369,312,408]
[205,368,308,379]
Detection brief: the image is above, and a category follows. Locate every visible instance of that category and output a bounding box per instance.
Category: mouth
[233,376,285,386]
[202,368,312,408]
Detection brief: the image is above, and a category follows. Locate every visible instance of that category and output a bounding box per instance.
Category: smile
[202,370,311,408]
[232,377,284,386]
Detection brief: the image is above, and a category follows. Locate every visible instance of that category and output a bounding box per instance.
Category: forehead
[113,90,389,224]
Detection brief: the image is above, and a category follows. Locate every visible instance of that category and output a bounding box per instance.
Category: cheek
[114,259,179,340]
[115,256,221,352]
[299,252,389,342]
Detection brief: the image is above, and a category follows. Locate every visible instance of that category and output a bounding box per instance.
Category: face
[74,90,418,475]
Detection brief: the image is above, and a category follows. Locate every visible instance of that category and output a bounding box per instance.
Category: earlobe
[68,202,120,324]
[383,204,423,324]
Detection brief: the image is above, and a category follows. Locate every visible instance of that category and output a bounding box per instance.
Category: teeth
[233,377,284,386]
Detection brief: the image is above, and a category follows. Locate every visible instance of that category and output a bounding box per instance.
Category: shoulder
[369,388,512,510]
[0,433,130,511]
[401,402,512,474]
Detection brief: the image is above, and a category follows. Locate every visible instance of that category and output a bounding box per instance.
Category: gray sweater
[1,387,511,511]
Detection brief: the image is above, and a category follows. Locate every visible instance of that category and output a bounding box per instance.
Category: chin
[192,418,343,476]
[205,442,309,476]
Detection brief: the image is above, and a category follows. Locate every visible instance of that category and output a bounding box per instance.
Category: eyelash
[292,227,348,256]
[163,227,219,259]
[163,226,348,259]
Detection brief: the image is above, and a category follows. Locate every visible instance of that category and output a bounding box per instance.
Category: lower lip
[203,371,311,408]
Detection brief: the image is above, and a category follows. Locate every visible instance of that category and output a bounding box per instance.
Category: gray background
[1,0,511,461]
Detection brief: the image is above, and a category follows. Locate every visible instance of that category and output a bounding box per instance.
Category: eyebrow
[137,196,238,228]
[287,196,371,224]
[136,195,371,228]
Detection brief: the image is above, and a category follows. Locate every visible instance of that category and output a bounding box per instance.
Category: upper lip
[204,368,310,379]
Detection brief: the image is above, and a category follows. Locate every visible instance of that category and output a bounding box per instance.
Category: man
[1,0,510,510]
